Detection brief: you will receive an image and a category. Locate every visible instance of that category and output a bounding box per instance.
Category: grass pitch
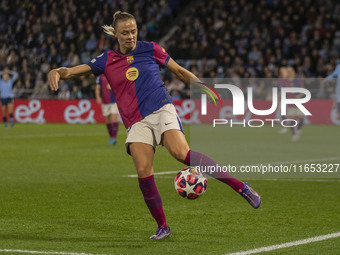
[0,124,339,255]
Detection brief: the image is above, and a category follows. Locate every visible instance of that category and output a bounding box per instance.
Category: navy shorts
[1,98,14,106]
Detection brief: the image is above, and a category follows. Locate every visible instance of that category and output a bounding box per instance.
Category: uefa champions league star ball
[174,167,208,199]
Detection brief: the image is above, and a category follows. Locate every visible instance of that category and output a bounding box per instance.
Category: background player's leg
[297,118,304,131]
[106,113,118,145]
[279,115,288,134]
[129,142,168,230]
[2,105,8,129]
[110,113,119,139]
[291,118,300,142]
[8,102,14,127]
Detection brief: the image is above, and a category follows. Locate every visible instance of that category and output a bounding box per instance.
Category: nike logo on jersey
[165,122,172,125]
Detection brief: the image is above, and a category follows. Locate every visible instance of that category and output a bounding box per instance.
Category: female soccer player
[95,74,119,145]
[48,11,261,240]
[0,67,18,129]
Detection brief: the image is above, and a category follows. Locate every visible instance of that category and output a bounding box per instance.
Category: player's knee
[136,166,153,178]
[170,148,189,163]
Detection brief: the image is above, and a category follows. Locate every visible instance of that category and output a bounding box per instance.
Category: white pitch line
[126,170,178,177]
[125,157,340,178]
[225,231,340,255]
[2,232,340,255]
[0,249,109,255]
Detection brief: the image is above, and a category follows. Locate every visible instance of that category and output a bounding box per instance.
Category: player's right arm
[48,64,93,91]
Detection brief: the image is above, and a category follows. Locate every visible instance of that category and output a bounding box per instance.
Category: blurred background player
[286,67,305,141]
[95,74,119,145]
[277,67,305,140]
[48,11,261,240]
[278,67,288,134]
[0,67,18,129]
[325,64,340,120]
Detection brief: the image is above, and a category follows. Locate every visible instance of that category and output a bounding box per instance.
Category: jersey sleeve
[326,65,340,80]
[87,51,108,76]
[96,76,101,85]
[151,42,170,67]
[326,70,337,81]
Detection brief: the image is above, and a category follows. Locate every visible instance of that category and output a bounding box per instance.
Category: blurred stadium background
[1,0,339,100]
[1,1,340,255]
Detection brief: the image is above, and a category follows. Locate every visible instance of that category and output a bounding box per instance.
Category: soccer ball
[174,167,208,199]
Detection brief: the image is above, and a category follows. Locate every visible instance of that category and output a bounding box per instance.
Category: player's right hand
[48,70,60,91]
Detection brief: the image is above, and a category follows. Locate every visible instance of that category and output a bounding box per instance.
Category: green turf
[0,124,339,255]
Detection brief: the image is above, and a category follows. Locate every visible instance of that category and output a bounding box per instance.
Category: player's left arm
[166,58,198,84]
[166,58,217,99]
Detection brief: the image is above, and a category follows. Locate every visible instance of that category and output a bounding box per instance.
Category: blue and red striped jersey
[88,41,172,128]
[96,74,115,104]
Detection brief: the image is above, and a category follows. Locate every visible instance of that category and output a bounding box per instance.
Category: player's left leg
[162,130,261,209]
[8,102,14,127]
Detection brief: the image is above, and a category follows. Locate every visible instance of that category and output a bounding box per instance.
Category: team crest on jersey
[126,56,134,63]
[126,67,139,81]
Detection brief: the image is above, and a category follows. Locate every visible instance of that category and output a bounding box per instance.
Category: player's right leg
[162,129,261,209]
[129,142,170,239]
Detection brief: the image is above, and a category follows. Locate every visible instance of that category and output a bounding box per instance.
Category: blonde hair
[102,11,135,36]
